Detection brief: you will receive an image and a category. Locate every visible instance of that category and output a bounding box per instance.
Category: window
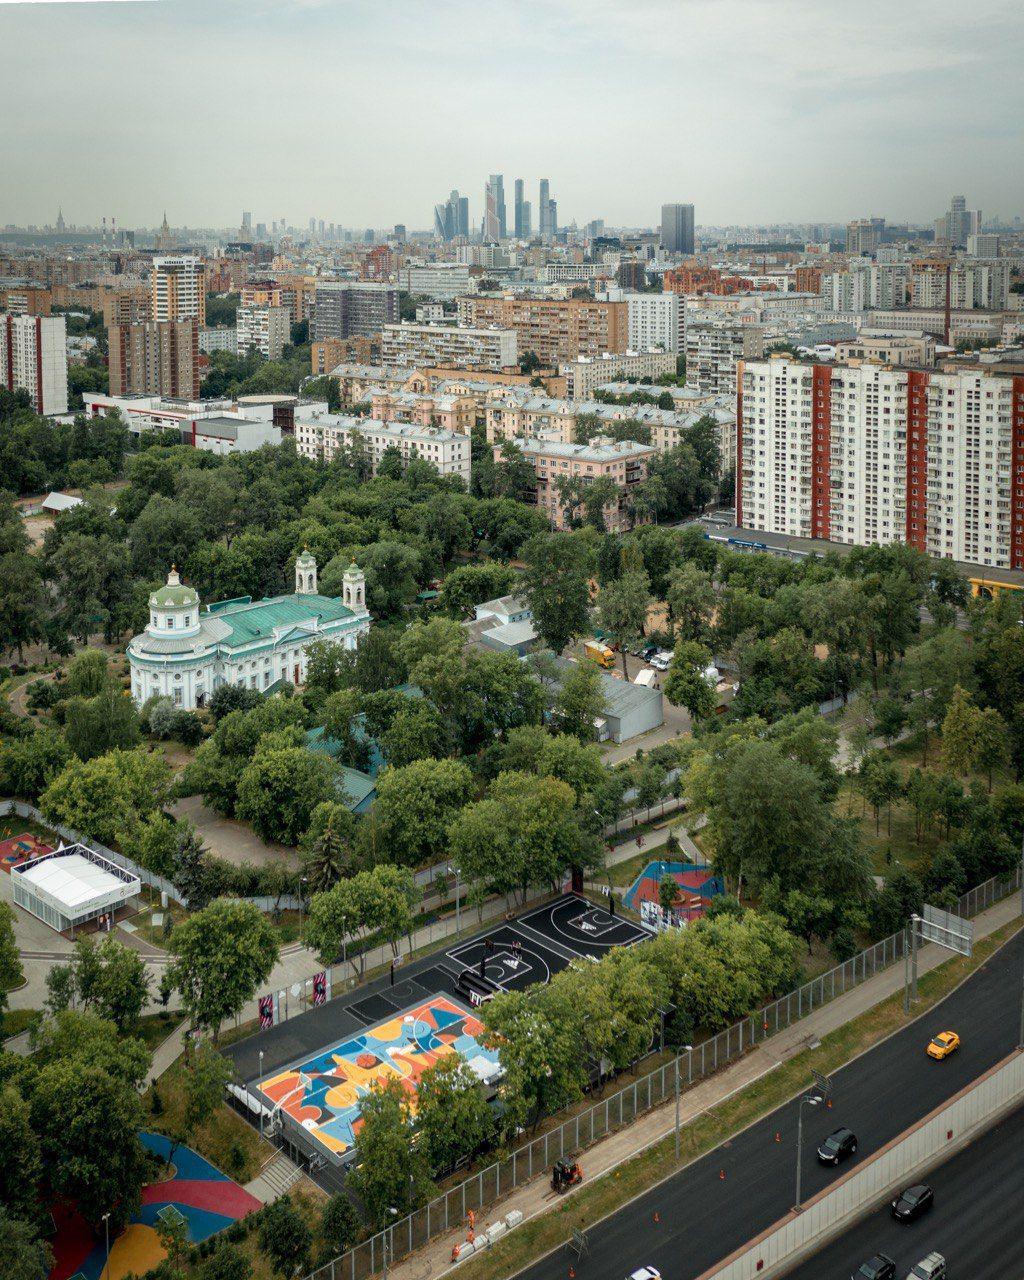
[167,617,174,629]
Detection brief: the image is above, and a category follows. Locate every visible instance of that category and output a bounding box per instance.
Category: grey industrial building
[311,282,400,342]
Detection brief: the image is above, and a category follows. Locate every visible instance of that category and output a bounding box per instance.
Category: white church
[128,551,370,710]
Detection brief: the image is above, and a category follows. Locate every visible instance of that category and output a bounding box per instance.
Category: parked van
[634,668,657,688]
[584,640,615,669]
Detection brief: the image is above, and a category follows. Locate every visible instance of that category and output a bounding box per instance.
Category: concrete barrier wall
[700,1050,1024,1280]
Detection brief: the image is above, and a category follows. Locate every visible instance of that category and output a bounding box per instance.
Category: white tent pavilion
[12,844,140,934]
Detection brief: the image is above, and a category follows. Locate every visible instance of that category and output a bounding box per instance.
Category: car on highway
[926,1030,960,1060]
[905,1254,946,1280]
[852,1255,896,1280]
[626,1269,661,1280]
[816,1126,858,1165]
[891,1183,935,1222]
[649,650,674,671]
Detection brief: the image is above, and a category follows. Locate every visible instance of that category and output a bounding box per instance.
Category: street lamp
[101,1212,111,1280]
[258,1050,265,1138]
[383,1207,398,1280]
[675,1044,693,1161]
[448,864,462,935]
[794,1093,822,1212]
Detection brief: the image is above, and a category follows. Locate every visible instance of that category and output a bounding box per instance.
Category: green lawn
[2,1008,42,1040]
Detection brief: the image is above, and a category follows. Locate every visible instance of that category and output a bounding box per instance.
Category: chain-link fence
[303,863,1022,1280]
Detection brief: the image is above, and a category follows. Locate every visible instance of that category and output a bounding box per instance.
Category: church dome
[149,567,199,610]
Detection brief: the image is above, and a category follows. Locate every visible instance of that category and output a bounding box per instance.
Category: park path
[387,891,1022,1280]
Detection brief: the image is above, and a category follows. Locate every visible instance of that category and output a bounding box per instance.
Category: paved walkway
[387,892,1022,1280]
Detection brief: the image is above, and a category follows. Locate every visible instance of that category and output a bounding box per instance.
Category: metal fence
[303,862,1022,1280]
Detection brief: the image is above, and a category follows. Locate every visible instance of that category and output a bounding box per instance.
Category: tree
[40,748,171,847]
[301,802,357,894]
[236,734,339,845]
[438,562,518,618]
[976,707,1008,792]
[0,1087,42,1222]
[597,570,650,677]
[167,899,279,1039]
[258,1197,312,1278]
[31,1009,152,1090]
[64,686,141,761]
[0,551,47,660]
[64,647,112,697]
[0,1209,53,1280]
[198,1243,253,1280]
[318,1196,361,1263]
[30,1061,148,1230]
[416,1055,494,1174]
[347,1077,433,1227]
[369,758,474,867]
[0,904,23,1015]
[941,685,983,777]
[665,562,716,642]
[521,533,594,654]
[166,1043,234,1168]
[663,640,716,721]
[859,756,903,836]
[552,659,606,742]
[658,873,679,913]
[872,695,907,746]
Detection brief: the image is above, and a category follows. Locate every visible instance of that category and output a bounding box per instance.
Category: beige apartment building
[370,387,478,435]
[108,320,200,399]
[152,255,206,324]
[833,331,937,367]
[381,322,518,371]
[294,412,471,484]
[507,435,657,532]
[457,295,629,365]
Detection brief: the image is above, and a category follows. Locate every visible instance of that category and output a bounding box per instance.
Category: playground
[48,1133,260,1280]
[0,830,54,873]
[255,995,501,1161]
[622,859,725,922]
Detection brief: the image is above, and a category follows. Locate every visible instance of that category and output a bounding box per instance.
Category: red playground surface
[0,831,54,874]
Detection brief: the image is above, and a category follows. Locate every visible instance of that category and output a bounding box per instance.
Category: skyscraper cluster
[432,176,558,242]
[433,189,470,242]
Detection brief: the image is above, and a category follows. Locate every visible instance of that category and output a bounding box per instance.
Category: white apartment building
[684,321,764,396]
[560,349,677,399]
[403,263,472,301]
[237,304,290,359]
[541,263,612,285]
[152,255,205,322]
[911,261,1011,312]
[1,313,68,415]
[823,265,910,313]
[293,412,471,485]
[623,290,680,354]
[381,322,517,371]
[967,234,1001,258]
[200,327,238,354]
[737,356,1024,569]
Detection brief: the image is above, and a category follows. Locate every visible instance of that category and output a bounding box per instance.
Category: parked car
[640,644,660,661]
[627,1269,661,1280]
[905,1254,946,1280]
[852,1255,896,1280]
[816,1127,858,1166]
[891,1184,934,1222]
[649,650,674,671]
[926,1030,960,1060]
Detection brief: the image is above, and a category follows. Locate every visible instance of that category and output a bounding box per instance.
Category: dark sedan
[891,1183,934,1222]
[852,1255,895,1280]
[817,1127,858,1166]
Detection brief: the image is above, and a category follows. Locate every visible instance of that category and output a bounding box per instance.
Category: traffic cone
[774,1132,781,1143]
[653,1211,660,1224]
[719,1168,726,1180]
[569,1268,576,1278]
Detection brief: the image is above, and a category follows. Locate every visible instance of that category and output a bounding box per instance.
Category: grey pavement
[169,795,301,869]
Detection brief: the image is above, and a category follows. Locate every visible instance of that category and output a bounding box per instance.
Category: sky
[3,0,1024,232]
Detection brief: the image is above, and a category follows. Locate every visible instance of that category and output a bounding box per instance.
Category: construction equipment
[550,1158,583,1193]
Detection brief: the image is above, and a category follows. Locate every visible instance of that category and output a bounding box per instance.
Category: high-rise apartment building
[484,175,506,241]
[621,291,680,354]
[108,321,200,399]
[1,313,68,415]
[935,196,982,248]
[661,204,695,254]
[910,261,1010,312]
[457,295,629,365]
[402,263,471,301]
[310,282,400,342]
[845,218,885,255]
[236,304,290,359]
[684,322,764,395]
[151,255,206,324]
[514,179,525,238]
[737,357,1024,569]
[538,179,557,240]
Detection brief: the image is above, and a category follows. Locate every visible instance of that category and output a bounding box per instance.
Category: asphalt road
[514,929,1024,1280]
[784,1100,1024,1280]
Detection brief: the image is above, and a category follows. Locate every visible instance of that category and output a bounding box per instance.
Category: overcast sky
[3,0,1023,232]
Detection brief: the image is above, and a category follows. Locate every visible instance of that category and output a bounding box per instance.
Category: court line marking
[446,939,552,991]
[510,918,586,964]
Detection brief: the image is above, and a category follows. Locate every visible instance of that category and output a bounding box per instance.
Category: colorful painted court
[622,859,725,920]
[49,1133,260,1280]
[0,830,54,873]
[257,995,501,1159]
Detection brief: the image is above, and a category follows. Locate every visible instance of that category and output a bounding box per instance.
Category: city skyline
[2,0,1023,229]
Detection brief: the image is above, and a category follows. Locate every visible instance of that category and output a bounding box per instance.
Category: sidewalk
[388,891,1022,1280]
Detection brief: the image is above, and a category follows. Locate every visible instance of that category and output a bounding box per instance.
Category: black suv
[817,1127,858,1166]
[852,1255,896,1280]
[892,1184,934,1222]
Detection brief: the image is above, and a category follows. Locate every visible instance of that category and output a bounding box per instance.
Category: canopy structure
[12,844,140,933]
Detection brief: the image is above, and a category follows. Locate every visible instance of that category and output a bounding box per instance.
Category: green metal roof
[150,583,199,608]
[211,593,355,649]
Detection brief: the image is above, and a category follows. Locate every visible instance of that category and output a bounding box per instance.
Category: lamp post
[258,1050,265,1138]
[448,865,461,935]
[794,1093,821,1211]
[383,1207,398,1280]
[101,1212,111,1280]
[675,1044,693,1161]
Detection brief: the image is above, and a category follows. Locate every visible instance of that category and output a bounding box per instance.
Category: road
[514,929,1024,1280]
[784,1100,1024,1280]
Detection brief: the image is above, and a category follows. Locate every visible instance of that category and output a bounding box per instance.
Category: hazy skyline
[3,0,1023,231]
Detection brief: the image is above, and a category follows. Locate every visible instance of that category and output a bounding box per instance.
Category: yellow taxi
[926,1030,960,1060]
